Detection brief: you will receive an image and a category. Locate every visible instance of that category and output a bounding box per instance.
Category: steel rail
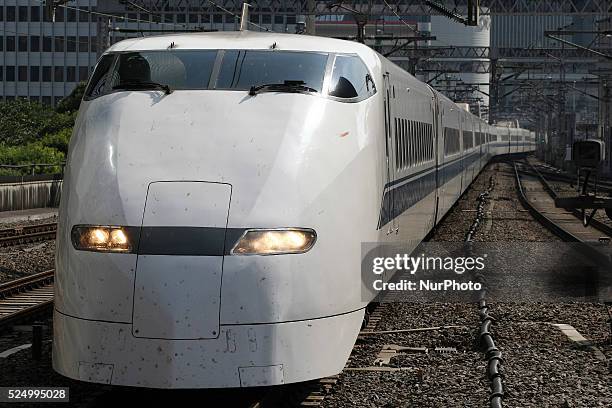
[0,223,57,247]
[0,270,55,329]
[527,162,612,237]
[514,162,612,266]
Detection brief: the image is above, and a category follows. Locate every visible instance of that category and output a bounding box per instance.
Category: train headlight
[72,226,133,252]
[231,228,316,255]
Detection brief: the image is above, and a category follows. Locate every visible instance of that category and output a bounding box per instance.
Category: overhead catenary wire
[56,0,274,32]
[380,0,420,34]
[34,0,190,28]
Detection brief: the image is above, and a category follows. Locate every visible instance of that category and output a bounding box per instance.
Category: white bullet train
[53,31,534,388]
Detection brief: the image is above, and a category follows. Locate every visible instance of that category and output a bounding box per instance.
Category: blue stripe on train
[378,151,482,229]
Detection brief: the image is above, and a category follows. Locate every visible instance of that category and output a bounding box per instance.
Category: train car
[53,31,534,389]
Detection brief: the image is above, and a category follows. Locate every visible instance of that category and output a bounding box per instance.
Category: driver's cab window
[328,55,376,101]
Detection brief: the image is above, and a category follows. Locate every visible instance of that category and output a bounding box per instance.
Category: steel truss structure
[108,1,612,16]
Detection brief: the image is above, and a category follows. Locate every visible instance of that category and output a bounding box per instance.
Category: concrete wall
[0,180,62,212]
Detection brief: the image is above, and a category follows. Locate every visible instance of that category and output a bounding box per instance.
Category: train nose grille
[132,181,231,340]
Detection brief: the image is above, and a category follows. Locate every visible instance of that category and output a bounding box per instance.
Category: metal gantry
[116,1,612,16]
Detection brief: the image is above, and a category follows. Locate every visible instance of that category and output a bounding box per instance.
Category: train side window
[415,122,419,164]
[404,120,407,168]
[398,119,402,169]
[415,122,419,165]
[409,121,414,166]
[400,119,404,169]
[409,120,413,166]
[429,124,433,161]
[403,119,407,168]
[425,124,429,161]
[84,54,115,100]
[395,118,399,169]
[420,123,424,163]
[417,122,421,164]
[402,119,405,168]
[328,55,375,100]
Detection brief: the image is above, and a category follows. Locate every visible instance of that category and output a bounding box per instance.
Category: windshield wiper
[248,80,317,96]
[113,81,172,95]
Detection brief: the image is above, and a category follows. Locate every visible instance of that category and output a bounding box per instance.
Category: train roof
[106,30,378,58]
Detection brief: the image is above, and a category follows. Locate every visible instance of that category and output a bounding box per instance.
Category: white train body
[53,32,534,388]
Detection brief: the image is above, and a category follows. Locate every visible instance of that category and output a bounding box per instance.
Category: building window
[18,66,27,82]
[0,67,3,81]
[43,36,52,52]
[31,36,40,52]
[0,36,3,52]
[54,66,64,82]
[30,66,40,82]
[18,36,28,52]
[189,14,198,23]
[164,13,174,23]
[128,13,137,21]
[42,96,52,105]
[31,6,40,22]
[67,36,76,52]
[55,8,64,22]
[0,7,3,21]
[18,6,28,22]
[6,36,15,52]
[6,66,15,81]
[79,66,89,82]
[90,37,97,52]
[67,8,76,22]
[43,66,52,82]
[6,6,15,22]
[67,66,76,82]
[55,36,64,52]
[79,7,90,22]
[79,36,88,52]
[177,14,186,23]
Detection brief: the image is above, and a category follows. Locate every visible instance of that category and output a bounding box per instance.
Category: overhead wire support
[544,31,612,60]
[425,0,479,26]
[206,0,271,32]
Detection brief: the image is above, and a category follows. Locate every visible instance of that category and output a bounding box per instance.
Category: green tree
[0,99,74,146]
[56,82,87,114]
[39,128,73,155]
[0,143,65,176]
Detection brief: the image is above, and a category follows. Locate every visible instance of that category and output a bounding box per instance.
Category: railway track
[514,160,612,267]
[529,162,612,195]
[0,269,54,329]
[515,160,612,240]
[0,222,57,247]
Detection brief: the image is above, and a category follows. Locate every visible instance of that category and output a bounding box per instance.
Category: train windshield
[84,50,329,99]
[84,50,218,99]
[216,50,328,92]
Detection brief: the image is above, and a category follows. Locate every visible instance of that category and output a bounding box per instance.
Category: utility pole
[305,0,316,35]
